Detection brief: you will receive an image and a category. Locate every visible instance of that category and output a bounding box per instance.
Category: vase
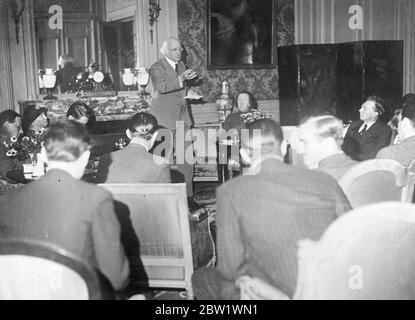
[216,80,234,123]
[29,152,37,165]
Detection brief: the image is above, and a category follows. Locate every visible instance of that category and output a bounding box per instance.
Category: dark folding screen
[278,40,403,125]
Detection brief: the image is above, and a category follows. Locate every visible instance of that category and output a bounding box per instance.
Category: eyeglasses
[170,47,183,53]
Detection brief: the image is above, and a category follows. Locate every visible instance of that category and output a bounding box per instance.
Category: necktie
[359,124,367,135]
[174,63,179,75]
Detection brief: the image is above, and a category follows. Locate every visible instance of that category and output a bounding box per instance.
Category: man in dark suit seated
[192,119,351,299]
[0,121,130,291]
[342,96,392,161]
[376,100,415,167]
[96,112,170,183]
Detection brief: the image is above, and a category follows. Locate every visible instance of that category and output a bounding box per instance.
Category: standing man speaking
[149,37,197,198]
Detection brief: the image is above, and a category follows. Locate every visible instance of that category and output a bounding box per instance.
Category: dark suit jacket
[149,58,192,130]
[0,169,130,290]
[96,143,171,183]
[342,119,392,161]
[214,158,351,298]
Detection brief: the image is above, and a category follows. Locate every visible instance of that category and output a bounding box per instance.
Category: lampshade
[136,68,149,86]
[42,68,56,89]
[122,68,135,86]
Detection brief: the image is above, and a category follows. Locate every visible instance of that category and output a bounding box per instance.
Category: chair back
[0,238,104,300]
[294,202,415,299]
[99,183,194,298]
[338,159,411,208]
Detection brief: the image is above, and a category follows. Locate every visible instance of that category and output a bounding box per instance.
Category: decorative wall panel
[177,0,294,102]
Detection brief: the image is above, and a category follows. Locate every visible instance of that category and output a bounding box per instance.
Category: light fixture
[121,68,136,91]
[136,67,150,97]
[40,68,57,100]
[149,0,161,44]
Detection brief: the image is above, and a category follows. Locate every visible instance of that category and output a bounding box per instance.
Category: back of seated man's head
[398,100,415,140]
[298,115,344,168]
[127,112,159,151]
[402,93,415,107]
[43,121,91,178]
[240,119,284,165]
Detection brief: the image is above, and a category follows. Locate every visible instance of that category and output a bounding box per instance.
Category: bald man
[149,37,197,198]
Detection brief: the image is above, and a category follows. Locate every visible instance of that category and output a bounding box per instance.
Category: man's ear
[148,130,159,149]
[240,147,252,165]
[77,150,91,168]
[280,140,288,157]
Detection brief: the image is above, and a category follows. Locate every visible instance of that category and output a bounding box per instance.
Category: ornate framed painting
[206,0,277,69]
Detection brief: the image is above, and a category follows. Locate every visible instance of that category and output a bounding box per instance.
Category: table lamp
[41,68,57,100]
[136,67,150,97]
[121,68,136,91]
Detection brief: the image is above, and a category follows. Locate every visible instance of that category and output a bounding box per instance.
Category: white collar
[361,119,377,130]
[165,56,178,70]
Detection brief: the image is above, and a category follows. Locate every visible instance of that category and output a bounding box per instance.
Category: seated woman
[0,110,24,185]
[22,105,49,136]
[223,91,259,131]
[56,54,83,93]
[66,101,96,126]
[96,112,171,183]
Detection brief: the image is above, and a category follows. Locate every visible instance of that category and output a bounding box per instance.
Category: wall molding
[0,0,15,111]
[105,4,136,21]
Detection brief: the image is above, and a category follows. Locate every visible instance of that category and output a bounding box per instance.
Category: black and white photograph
[1,0,415,307]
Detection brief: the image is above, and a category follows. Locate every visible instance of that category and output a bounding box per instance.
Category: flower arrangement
[2,129,45,163]
[241,109,272,124]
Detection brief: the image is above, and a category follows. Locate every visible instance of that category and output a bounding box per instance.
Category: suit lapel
[160,58,177,80]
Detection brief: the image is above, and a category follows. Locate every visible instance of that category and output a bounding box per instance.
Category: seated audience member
[66,101,96,126]
[388,108,402,145]
[0,110,24,183]
[96,112,170,183]
[342,96,392,161]
[192,119,351,300]
[22,105,49,135]
[223,91,258,131]
[56,53,83,93]
[298,115,358,180]
[0,121,130,291]
[402,93,415,106]
[376,100,415,166]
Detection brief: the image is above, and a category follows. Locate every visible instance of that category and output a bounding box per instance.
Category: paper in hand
[185,89,203,100]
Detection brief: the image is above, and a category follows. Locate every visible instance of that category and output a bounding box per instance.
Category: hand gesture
[179,69,197,82]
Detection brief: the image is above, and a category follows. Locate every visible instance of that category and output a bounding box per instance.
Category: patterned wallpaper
[177,0,294,102]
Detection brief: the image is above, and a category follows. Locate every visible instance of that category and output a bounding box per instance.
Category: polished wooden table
[7,168,98,184]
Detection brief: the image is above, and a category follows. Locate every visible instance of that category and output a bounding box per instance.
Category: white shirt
[359,120,376,133]
[164,56,183,88]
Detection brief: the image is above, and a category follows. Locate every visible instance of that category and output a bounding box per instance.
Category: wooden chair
[338,159,412,208]
[0,238,112,300]
[98,183,195,299]
[293,202,415,299]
